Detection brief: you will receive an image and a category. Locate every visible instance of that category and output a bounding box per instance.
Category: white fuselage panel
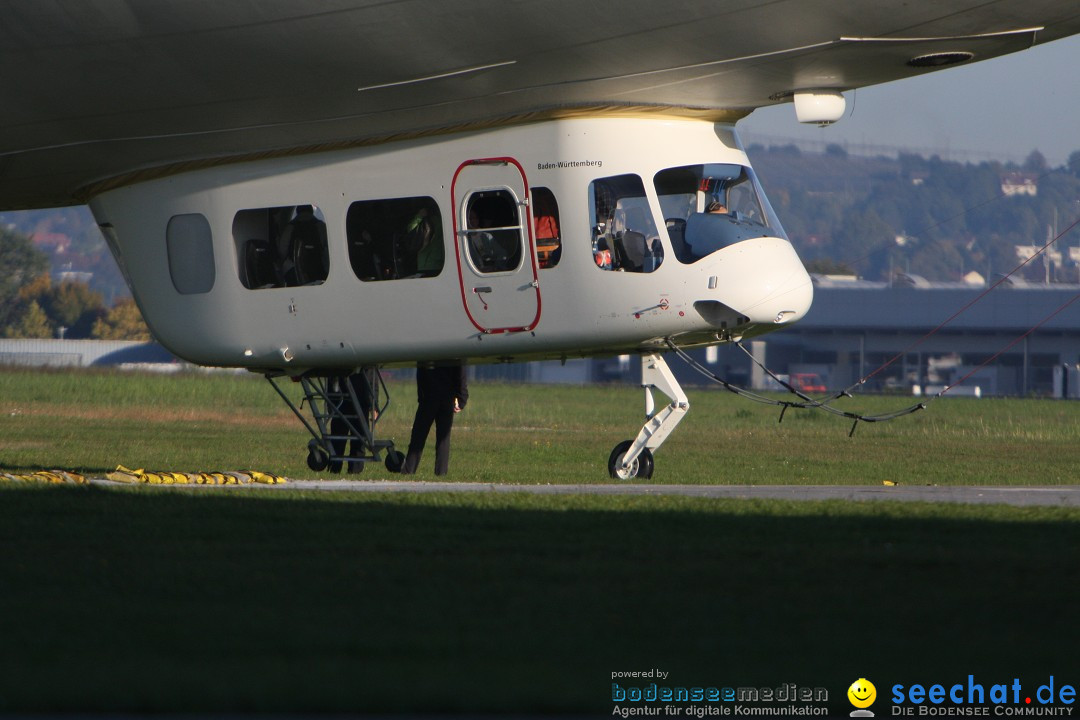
[89,117,813,370]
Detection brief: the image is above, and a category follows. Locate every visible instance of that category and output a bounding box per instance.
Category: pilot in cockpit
[684,196,735,259]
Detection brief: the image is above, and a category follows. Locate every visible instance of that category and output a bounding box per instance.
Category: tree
[1023,150,1048,174]
[92,298,151,341]
[1068,150,1080,178]
[3,301,52,339]
[17,273,52,302]
[909,239,966,281]
[830,208,894,276]
[0,227,50,330]
[16,276,107,338]
[47,280,105,332]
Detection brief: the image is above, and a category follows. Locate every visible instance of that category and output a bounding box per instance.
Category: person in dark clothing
[329,368,377,474]
[399,364,468,476]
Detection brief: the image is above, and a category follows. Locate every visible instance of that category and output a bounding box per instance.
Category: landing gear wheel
[608,440,654,480]
[306,439,329,472]
[385,449,405,474]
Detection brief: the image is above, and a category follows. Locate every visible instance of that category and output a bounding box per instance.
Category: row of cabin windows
[227,187,563,292]
[165,173,694,295]
[170,166,781,294]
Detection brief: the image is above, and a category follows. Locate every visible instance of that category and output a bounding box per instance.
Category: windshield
[654,163,786,264]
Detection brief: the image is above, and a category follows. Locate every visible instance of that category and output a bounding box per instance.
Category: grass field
[1,365,1078,484]
[1,366,1078,714]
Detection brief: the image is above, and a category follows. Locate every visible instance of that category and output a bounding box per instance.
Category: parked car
[790,372,826,393]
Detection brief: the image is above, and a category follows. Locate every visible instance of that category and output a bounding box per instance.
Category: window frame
[460,187,526,276]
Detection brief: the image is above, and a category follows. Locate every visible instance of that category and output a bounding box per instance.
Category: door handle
[472,286,492,310]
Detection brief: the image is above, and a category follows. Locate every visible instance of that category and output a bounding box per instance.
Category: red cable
[943,292,1080,396]
[858,214,1080,386]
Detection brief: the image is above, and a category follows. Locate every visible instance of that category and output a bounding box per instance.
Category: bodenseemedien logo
[848,678,877,717]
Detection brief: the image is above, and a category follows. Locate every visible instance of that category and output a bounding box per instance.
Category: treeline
[0,206,127,302]
[0,226,148,340]
[747,144,1080,282]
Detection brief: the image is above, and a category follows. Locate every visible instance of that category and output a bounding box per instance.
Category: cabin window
[654,164,787,264]
[462,189,523,274]
[166,213,215,295]
[589,174,663,273]
[346,196,443,281]
[234,205,329,289]
[531,187,561,269]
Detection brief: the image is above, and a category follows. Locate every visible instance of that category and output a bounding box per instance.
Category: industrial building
[758,275,1080,398]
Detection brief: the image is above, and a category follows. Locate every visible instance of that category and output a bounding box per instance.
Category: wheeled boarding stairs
[266,368,405,473]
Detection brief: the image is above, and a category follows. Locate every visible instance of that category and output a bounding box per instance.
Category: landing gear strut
[608,353,689,480]
[267,367,404,474]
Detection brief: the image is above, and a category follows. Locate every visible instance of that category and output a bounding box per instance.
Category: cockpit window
[589,174,664,273]
[654,164,786,264]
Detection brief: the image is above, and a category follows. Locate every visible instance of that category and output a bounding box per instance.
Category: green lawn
[1,366,1077,484]
[0,367,1077,714]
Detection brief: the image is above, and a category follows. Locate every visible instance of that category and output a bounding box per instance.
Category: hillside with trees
[0,207,127,303]
[0,224,148,340]
[747,144,1080,283]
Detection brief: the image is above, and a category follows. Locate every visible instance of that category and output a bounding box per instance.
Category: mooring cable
[666,339,925,437]
[852,213,1080,392]
[667,284,1080,436]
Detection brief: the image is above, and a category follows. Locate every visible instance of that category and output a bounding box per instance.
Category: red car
[790,373,826,393]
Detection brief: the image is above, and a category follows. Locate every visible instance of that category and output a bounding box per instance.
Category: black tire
[306,439,329,472]
[385,449,406,473]
[607,440,654,480]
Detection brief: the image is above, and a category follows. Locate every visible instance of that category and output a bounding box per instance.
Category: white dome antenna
[793,89,847,126]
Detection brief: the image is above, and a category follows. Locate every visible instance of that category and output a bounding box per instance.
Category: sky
[737,32,1080,167]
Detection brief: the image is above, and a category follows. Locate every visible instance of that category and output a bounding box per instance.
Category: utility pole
[1045,224,1052,284]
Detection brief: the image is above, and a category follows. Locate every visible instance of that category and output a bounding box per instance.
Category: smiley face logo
[848,678,876,709]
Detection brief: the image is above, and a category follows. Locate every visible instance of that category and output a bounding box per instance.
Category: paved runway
[96,478,1080,506]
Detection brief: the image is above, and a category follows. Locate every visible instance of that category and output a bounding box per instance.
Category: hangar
[677,275,1080,398]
